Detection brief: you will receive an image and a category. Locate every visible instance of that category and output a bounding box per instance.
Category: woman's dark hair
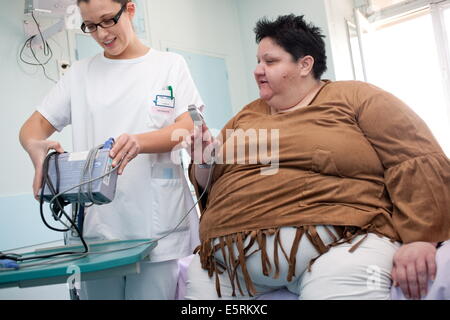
[77,0,130,5]
[254,14,327,79]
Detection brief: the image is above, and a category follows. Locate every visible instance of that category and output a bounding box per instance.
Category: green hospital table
[0,239,157,291]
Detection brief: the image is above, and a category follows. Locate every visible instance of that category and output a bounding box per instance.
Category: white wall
[0,1,73,197]
[145,0,250,114]
[234,0,337,101]
[0,2,71,300]
[324,0,356,81]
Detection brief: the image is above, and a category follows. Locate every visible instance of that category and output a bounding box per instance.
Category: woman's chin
[259,91,273,101]
[104,47,126,59]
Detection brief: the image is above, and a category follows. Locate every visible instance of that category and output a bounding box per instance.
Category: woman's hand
[25,140,65,200]
[182,123,220,190]
[109,133,141,175]
[182,123,218,165]
[391,241,437,299]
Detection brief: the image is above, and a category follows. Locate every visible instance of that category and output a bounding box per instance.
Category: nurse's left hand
[109,133,141,175]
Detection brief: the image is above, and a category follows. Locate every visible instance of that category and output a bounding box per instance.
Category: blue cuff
[0,259,20,270]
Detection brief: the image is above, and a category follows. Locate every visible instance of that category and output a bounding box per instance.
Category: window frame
[354,0,450,141]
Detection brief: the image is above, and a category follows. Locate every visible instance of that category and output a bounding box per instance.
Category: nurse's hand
[110,133,141,175]
[391,241,437,299]
[26,140,65,200]
[182,123,218,165]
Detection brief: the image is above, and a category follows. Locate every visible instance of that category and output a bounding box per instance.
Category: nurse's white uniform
[36,49,203,299]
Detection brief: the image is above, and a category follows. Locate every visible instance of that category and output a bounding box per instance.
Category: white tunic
[37,49,203,262]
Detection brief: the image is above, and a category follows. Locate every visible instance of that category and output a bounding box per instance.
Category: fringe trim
[195,224,378,297]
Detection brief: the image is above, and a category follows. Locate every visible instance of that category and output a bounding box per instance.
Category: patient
[183,14,450,300]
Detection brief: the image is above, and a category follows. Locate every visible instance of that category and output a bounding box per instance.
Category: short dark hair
[254,14,327,79]
[77,0,130,5]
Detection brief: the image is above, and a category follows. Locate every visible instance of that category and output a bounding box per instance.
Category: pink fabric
[176,255,194,300]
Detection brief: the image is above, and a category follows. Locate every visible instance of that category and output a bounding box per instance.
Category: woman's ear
[298,55,315,77]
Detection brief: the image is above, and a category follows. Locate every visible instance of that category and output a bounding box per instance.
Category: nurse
[19,0,203,299]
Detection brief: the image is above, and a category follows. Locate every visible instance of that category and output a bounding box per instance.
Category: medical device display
[0,138,118,266]
[41,147,118,204]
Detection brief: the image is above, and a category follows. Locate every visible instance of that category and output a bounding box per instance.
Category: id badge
[148,89,175,128]
[154,95,175,109]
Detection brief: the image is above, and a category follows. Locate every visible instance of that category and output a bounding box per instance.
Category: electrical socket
[57,59,70,78]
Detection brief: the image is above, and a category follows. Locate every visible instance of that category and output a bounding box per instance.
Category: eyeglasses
[80,4,127,33]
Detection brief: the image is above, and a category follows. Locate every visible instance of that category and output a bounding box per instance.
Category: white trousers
[185,226,400,300]
[79,259,179,300]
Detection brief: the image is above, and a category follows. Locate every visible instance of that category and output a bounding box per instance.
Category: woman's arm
[109,111,194,174]
[19,111,65,199]
[354,82,450,299]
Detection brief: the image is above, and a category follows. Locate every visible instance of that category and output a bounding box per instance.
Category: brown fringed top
[188,80,450,297]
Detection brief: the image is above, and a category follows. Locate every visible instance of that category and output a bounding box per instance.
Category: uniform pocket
[150,165,189,236]
[147,91,175,129]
